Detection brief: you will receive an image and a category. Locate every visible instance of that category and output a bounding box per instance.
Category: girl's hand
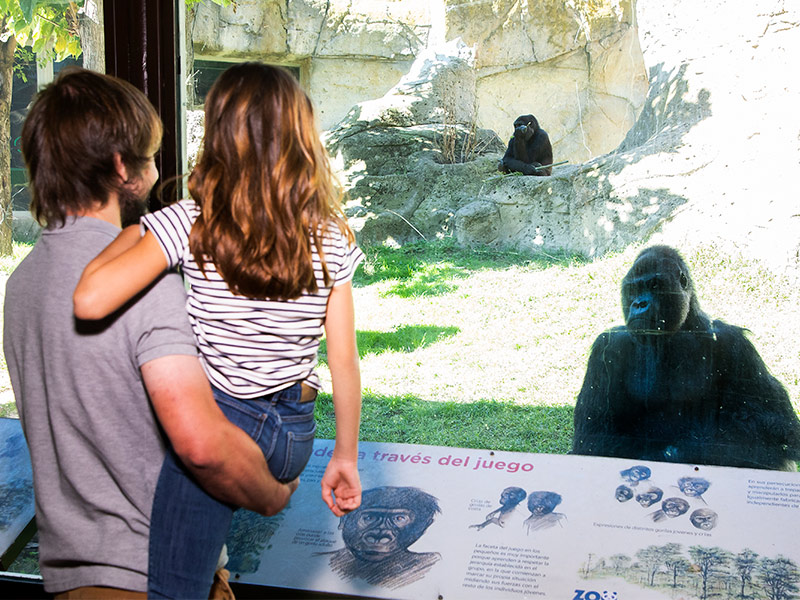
[320,457,361,517]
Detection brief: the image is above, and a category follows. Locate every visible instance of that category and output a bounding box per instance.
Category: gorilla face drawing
[345,508,416,562]
[678,477,710,498]
[662,498,690,518]
[340,487,440,563]
[690,508,718,531]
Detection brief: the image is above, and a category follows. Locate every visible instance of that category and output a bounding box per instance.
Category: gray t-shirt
[3,216,197,594]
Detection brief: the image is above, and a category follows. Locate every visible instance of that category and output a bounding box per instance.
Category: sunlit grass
[315,240,800,451]
[2,238,798,452]
[0,241,33,275]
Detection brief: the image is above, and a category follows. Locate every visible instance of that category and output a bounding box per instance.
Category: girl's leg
[265,383,318,481]
[213,383,317,483]
[147,448,234,599]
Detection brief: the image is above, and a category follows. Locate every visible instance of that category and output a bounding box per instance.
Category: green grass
[312,238,800,453]
[314,392,574,454]
[2,237,799,456]
[354,238,585,297]
[0,240,33,275]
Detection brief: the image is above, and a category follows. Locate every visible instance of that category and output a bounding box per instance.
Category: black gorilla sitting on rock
[498,114,553,176]
[572,245,800,470]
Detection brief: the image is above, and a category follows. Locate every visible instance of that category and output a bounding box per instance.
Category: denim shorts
[213,382,317,482]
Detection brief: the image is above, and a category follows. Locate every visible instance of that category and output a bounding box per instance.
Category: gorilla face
[500,487,527,507]
[621,248,693,336]
[636,487,663,508]
[621,465,651,483]
[690,509,718,530]
[513,114,539,142]
[662,498,690,517]
[678,477,710,497]
[528,491,561,515]
[615,485,634,502]
[340,487,441,564]
[343,508,416,562]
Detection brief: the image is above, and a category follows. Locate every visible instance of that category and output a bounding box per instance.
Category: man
[3,67,295,598]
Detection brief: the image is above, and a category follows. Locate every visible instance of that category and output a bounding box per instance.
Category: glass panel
[175,1,799,473]
[1,0,105,577]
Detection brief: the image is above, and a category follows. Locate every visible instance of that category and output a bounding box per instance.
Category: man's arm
[141,354,297,515]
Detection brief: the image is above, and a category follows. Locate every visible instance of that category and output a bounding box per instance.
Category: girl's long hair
[188,62,353,300]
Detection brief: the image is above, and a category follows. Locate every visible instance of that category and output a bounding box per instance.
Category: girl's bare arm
[73,227,168,319]
[320,281,363,516]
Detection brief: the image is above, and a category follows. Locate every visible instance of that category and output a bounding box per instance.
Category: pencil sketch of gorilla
[650,497,690,522]
[690,508,718,530]
[470,486,527,531]
[324,486,441,589]
[615,485,634,503]
[524,491,566,533]
[677,477,710,500]
[620,465,651,486]
[635,487,663,508]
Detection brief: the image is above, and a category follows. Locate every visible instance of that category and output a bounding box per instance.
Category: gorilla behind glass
[498,114,553,176]
[572,245,800,470]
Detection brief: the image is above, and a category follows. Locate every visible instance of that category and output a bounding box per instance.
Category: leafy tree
[689,546,733,600]
[610,553,631,574]
[0,0,84,254]
[735,549,760,600]
[759,556,800,600]
[636,545,664,587]
[661,543,687,589]
[0,0,237,255]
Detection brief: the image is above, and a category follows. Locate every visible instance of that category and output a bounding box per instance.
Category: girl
[74,63,362,598]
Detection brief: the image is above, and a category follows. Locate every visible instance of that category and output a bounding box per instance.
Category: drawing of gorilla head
[339,486,441,563]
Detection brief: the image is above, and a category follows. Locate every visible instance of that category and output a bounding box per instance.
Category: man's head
[22,67,162,228]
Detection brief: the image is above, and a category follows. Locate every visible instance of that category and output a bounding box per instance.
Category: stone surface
[325,42,506,246]
[191,0,647,160]
[456,0,800,276]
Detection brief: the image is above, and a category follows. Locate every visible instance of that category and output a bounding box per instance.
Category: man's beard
[119,191,150,228]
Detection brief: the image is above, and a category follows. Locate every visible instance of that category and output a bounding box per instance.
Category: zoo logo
[573,590,618,600]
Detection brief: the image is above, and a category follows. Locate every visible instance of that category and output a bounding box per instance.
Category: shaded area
[314,392,574,455]
[319,325,460,363]
[618,62,712,157]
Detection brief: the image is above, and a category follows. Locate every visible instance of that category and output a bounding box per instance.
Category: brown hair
[188,62,353,300]
[21,67,162,227]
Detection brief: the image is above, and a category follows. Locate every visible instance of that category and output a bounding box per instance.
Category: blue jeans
[147,382,317,599]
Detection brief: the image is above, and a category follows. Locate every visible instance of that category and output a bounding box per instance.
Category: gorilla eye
[392,514,411,527]
[361,514,379,525]
[649,279,660,290]
[680,273,689,289]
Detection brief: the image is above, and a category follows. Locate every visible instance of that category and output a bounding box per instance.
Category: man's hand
[142,354,295,516]
[321,457,361,517]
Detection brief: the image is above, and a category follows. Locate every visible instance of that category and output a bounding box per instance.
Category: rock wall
[325,41,506,245]
[190,0,647,164]
[455,0,800,274]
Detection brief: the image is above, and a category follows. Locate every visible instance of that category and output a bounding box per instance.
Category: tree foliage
[0,1,83,61]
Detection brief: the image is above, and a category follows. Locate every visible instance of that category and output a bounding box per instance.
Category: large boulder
[191,0,647,161]
[455,0,800,274]
[449,0,648,162]
[326,40,505,245]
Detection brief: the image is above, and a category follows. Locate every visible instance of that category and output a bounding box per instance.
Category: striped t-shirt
[141,199,363,399]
